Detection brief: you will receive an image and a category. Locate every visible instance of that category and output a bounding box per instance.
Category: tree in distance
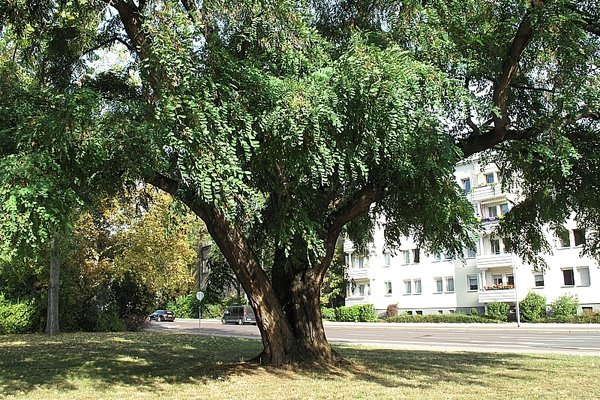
[0,0,598,365]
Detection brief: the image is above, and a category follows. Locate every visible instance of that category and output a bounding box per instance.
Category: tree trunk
[45,237,60,336]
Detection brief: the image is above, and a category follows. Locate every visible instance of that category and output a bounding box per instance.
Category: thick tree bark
[45,237,60,336]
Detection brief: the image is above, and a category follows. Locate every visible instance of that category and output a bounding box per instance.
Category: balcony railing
[478,287,517,303]
[343,241,355,253]
[471,184,504,202]
[476,253,514,269]
[346,268,369,279]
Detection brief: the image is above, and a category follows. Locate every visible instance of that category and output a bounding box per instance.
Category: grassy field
[1,332,599,400]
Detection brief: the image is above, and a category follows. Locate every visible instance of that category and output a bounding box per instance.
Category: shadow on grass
[0,331,562,397]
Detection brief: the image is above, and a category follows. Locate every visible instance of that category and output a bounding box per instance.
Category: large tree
[1,0,598,365]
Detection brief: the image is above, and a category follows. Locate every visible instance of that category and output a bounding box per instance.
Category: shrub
[203,303,224,319]
[550,295,579,318]
[519,291,547,322]
[486,301,511,321]
[95,307,126,332]
[334,304,378,322]
[167,294,198,319]
[386,304,399,318]
[321,307,335,321]
[387,313,497,323]
[0,295,35,334]
[470,308,479,316]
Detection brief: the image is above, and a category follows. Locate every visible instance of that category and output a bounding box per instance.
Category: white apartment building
[344,161,600,316]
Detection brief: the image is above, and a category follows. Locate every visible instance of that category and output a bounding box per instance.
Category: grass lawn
[1,332,599,399]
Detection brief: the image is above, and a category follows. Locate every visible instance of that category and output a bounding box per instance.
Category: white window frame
[467,275,478,292]
[445,277,455,293]
[578,266,591,287]
[562,268,575,287]
[384,281,393,295]
[434,278,443,293]
[383,251,391,268]
[414,279,422,294]
[533,273,545,288]
[402,250,410,265]
[404,280,412,295]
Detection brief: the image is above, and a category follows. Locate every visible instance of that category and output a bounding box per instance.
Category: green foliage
[519,291,547,322]
[550,295,579,319]
[387,313,497,324]
[167,294,199,319]
[486,302,511,322]
[95,307,126,332]
[470,308,479,316]
[0,294,35,334]
[333,304,378,322]
[203,304,225,319]
[321,307,336,321]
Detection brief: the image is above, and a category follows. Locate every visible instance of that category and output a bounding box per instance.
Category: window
[445,277,455,292]
[416,310,423,315]
[402,250,410,265]
[491,239,501,254]
[351,254,365,269]
[438,310,443,314]
[534,273,544,287]
[383,251,391,267]
[507,275,514,286]
[488,206,498,218]
[493,275,503,285]
[358,284,366,296]
[404,280,412,295]
[414,279,422,294]
[578,267,591,287]
[500,203,509,215]
[462,178,471,194]
[467,275,478,291]
[466,246,477,258]
[449,309,455,314]
[583,307,593,314]
[406,311,413,315]
[435,278,443,293]
[563,268,575,286]
[412,248,420,264]
[573,229,586,246]
[485,173,495,184]
[434,253,441,262]
[385,281,393,295]
[556,228,570,248]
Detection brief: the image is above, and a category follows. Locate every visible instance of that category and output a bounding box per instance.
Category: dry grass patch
[0,332,598,399]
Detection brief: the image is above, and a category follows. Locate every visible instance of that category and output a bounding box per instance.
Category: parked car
[149,310,176,322]
[221,305,256,325]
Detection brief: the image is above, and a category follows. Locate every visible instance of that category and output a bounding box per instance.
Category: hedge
[0,295,35,334]
[386,313,498,323]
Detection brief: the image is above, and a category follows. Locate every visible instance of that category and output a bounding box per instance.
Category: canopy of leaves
[0,0,599,269]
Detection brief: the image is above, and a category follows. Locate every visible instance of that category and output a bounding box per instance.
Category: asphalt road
[146,318,600,356]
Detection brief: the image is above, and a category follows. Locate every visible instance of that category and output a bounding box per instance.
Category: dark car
[149,309,176,322]
[221,305,256,325]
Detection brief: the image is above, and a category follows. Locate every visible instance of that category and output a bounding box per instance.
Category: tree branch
[315,184,385,281]
[492,3,541,132]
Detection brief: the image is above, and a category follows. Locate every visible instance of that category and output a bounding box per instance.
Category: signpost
[196,291,204,331]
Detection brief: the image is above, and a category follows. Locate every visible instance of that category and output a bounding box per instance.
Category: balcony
[343,240,355,253]
[346,267,369,280]
[471,184,504,202]
[476,253,514,269]
[478,287,516,303]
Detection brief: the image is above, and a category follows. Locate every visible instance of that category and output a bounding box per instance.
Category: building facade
[344,161,600,316]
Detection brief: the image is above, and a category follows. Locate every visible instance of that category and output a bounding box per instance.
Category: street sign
[196,291,204,301]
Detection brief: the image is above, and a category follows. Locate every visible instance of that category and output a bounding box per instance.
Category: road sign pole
[196,291,204,333]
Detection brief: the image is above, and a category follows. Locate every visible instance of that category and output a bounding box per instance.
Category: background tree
[1,0,598,365]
